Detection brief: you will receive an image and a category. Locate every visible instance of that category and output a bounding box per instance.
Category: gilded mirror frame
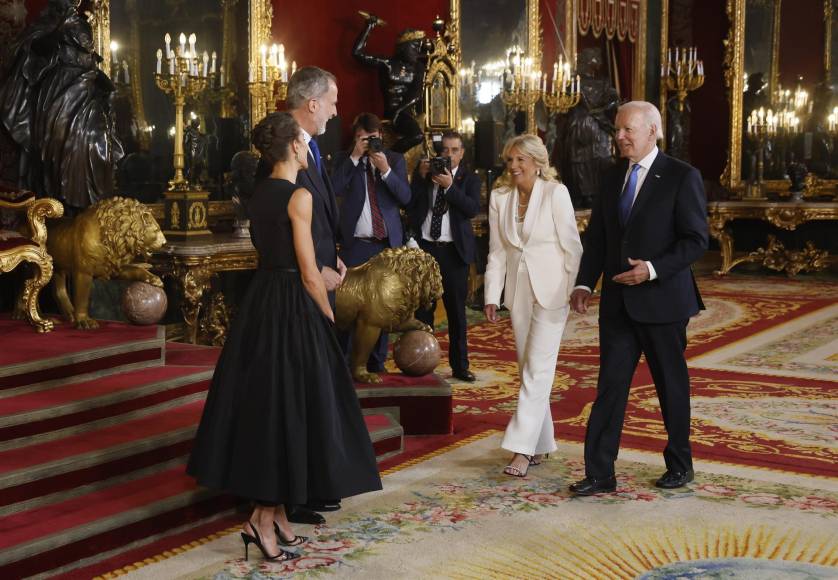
[722,0,834,194]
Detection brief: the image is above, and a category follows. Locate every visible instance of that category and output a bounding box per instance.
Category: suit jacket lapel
[504,188,522,248]
[625,153,666,230]
[305,151,335,224]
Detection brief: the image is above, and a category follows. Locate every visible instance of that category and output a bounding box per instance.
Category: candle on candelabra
[110,41,118,65]
[189,33,197,57]
[168,50,175,75]
[179,33,186,56]
[122,60,130,84]
[210,51,217,74]
[291,61,297,76]
[260,45,268,82]
[156,49,162,75]
[165,33,171,57]
[202,51,209,77]
[248,64,254,83]
[220,65,225,87]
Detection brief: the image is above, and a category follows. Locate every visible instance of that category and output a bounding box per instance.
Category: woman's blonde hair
[501,134,558,181]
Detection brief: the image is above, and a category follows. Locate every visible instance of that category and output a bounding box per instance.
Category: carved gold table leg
[173,261,214,344]
[709,215,736,276]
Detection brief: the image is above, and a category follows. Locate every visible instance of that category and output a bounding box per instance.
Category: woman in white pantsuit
[484,135,583,477]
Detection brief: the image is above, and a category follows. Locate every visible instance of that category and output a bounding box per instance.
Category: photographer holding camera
[408,131,481,382]
[331,112,411,371]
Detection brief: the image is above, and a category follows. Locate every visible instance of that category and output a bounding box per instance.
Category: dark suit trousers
[338,238,389,371]
[584,306,692,478]
[416,240,469,373]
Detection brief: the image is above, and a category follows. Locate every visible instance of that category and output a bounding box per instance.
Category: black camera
[365,136,384,154]
[430,155,451,176]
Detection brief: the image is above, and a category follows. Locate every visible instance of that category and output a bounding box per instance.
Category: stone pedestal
[163,190,211,237]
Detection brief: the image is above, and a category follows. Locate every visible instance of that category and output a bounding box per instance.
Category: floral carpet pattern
[119,435,838,579]
[432,275,838,477]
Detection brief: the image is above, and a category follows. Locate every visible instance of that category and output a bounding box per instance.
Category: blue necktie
[308,139,322,175]
[619,163,641,226]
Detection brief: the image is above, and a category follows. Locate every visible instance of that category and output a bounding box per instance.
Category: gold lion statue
[47,196,167,329]
[336,246,443,384]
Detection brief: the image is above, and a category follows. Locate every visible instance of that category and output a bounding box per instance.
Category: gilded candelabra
[542,58,581,115]
[662,47,704,112]
[155,33,211,192]
[745,108,777,200]
[249,43,292,118]
[501,48,542,133]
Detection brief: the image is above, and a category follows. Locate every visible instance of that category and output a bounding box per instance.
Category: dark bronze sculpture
[353,12,427,153]
[0,0,124,212]
[666,95,690,162]
[557,47,618,208]
[184,117,210,187]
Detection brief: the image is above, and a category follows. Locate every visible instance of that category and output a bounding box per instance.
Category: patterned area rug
[436,274,838,477]
[116,433,838,579]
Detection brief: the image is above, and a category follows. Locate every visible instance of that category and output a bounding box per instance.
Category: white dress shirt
[575,146,659,294]
[421,165,459,242]
[349,155,391,238]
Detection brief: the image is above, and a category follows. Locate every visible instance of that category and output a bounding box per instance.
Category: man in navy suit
[331,112,411,371]
[285,66,346,305]
[408,131,481,382]
[568,101,708,496]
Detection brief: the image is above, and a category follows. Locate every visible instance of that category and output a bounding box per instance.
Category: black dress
[187,178,382,505]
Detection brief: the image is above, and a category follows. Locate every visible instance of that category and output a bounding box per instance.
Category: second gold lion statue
[47,196,167,329]
[336,246,443,383]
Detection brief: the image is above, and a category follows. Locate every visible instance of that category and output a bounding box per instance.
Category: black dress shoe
[568,476,617,496]
[655,469,694,489]
[285,504,325,525]
[452,369,476,382]
[305,499,341,512]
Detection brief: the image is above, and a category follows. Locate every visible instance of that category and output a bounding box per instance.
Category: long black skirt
[187,270,382,504]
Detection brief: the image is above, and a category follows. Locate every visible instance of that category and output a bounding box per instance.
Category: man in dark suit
[568,101,708,496]
[331,112,411,371]
[284,66,344,522]
[408,131,481,382]
[285,66,346,305]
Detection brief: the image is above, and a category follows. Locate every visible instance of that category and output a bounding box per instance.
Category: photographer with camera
[331,112,411,371]
[408,131,481,382]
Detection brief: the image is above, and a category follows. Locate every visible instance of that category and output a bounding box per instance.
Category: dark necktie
[308,138,322,175]
[429,183,448,240]
[365,161,386,240]
[619,163,641,226]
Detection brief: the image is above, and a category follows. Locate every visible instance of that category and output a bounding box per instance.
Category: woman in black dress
[187,112,382,562]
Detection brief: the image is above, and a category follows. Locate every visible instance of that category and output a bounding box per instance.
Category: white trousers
[501,265,569,455]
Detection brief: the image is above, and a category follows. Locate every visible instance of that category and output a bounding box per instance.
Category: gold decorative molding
[659,0,669,143]
[86,0,110,77]
[248,0,274,127]
[826,0,833,79]
[721,0,745,191]
[707,201,837,275]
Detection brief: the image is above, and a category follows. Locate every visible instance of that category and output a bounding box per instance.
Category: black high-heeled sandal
[274,521,308,546]
[503,454,533,477]
[240,522,300,562]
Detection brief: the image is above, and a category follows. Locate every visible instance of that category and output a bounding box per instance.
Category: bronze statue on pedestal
[352,12,427,154]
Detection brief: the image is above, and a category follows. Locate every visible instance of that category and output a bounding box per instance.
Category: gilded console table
[707,201,836,277]
[151,234,257,343]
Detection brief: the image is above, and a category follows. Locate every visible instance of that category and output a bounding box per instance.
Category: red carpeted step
[356,372,453,435]
[0,464,237,579]
[364,412,404,462]
[164,342,221,367]
[0,317,165,390]
[0,365,212,442]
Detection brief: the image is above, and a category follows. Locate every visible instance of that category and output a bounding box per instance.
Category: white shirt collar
[632,145,659,171]
[301,128,312,145]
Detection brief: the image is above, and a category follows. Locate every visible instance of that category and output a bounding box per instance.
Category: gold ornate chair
[0,186,63,332]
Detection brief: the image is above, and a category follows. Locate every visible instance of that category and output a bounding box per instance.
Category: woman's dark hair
[251,112,301,167]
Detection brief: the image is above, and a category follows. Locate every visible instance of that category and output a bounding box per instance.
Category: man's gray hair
[619,101,664,140]
[286,66,337,110]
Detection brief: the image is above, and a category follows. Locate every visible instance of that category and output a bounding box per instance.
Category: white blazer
[484,179,583,311]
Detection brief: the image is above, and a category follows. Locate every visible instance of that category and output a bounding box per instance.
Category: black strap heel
[241,522,300,562]
[274,521,308,546]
